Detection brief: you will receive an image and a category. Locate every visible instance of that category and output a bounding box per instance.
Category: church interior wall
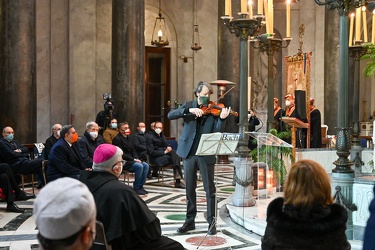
[31,0,371,143]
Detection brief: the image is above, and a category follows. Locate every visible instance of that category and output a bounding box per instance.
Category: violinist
[168,81,231,236]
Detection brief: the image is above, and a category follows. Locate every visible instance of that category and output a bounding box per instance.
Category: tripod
[195,133,239,249]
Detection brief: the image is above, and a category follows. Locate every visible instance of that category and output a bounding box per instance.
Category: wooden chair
[92,220,112,250]
[20,144,37,194]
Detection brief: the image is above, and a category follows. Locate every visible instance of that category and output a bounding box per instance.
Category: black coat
[112,133,138,170]
[132,132,148,162]
[262,197,350,250]
[77,131,104,168]
[146,131,170,166]
[44,134,59,159]
[46,138,83,182]
[79,171,160,249]
[0,138,29,165]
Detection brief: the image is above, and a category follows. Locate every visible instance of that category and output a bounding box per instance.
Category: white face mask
[154,128,162,135]
[285,100,291,107]
[89,131,98,139]
[56,130,61,137]
[140,128,146,133]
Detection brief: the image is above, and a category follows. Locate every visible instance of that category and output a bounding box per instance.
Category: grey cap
[33,177,96,240]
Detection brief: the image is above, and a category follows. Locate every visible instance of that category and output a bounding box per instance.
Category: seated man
[46,125,84,182]
[103,118,119,144]
[0,126,44,176]
[0,163,34,213]
[79,144,184,250]
[34,177,96,250]
[112,122,149,195]
[44,123,62,159]
[77,121,103,169]
[146,121,184,188]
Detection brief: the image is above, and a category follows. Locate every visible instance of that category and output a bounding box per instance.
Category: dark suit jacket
[168,100,225,161]
[132,132,148,162]
[44,134,59,159]
[46,138,83,182]
[112,134,138,170]
[146,131,170,166]
[0,138,29,165]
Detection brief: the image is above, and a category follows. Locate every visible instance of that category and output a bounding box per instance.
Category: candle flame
[248,0,252,5]
[373,10,375,15]
[351,13,355,17]
[287,0,290,4]
[362,6,366,12]
[158,30,162,37]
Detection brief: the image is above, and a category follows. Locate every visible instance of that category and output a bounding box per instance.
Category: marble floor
[0,165,364,249]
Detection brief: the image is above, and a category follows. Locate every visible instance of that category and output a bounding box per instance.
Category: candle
[258,0,263,15]
[264,0,269,34]
[372,10,375,44]
[356,7,361,42]
[269,0,273,34]
[225,0,231,16]
[363,6,368,43]
[286,0,290,37]
[349,13,354,46]
[249,0,253,19]
[241,0,248,13]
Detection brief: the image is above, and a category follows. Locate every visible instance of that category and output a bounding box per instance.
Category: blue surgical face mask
[6,134,14,141]
[111,123,118,129]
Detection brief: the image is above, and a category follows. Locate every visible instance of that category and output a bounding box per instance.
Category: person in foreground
[33,177,97,250]
[168,81,230,235]
[261,159,350,250]
[363,184,375,250]
[79,144,184,250]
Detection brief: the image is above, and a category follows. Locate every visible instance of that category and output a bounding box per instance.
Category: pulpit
[281,117,310,160]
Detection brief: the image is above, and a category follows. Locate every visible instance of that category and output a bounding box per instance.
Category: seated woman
[262,159,350,250]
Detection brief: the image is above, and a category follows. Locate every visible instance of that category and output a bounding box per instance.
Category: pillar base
[232,156,256,207]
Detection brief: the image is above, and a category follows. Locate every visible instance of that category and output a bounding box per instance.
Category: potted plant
[362,44,375,77]
[249,128,294,190]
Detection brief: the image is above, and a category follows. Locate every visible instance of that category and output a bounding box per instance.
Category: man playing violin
[168,81,231,236]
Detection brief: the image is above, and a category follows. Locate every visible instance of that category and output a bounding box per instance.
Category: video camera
[103,93,114,111]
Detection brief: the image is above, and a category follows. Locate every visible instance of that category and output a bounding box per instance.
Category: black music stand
[195,132,239,248]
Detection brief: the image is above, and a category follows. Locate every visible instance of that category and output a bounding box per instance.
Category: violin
[200,101,238,117]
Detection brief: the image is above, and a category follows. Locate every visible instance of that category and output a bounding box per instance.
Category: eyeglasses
[116,160,125,166]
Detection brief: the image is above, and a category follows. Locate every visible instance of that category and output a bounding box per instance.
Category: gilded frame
[284,52,312,121]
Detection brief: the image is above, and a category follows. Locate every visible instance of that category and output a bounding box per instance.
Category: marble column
[112,0,145,130]
[217,0,240,133]
[0,1,36,143]
[323,9,340,133]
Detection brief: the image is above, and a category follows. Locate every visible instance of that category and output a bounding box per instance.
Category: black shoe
[175,181,185,189]
[151,173,161,178]
[15,192,35,201]
[142,188,149,194]
[208,224,217,235]
[177,222,195,233]
[135,188,146,195]
[6,203,25,213]
[147,174,154,180]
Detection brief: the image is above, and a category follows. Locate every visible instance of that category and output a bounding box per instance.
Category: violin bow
[213,85,236,103]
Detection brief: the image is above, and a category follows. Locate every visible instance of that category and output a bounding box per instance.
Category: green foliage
[361,44,375,77]
[249,129,294,186]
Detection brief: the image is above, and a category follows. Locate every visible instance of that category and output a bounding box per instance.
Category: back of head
[33,178,96,243]
[284,159,333,208]
[92,144,123,172]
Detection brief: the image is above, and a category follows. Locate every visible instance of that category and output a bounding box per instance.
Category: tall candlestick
[225,0,231,16]
[241,0,248,13]
[349,13,354,46]
[363,6,368,43]
[356,7,361,42]
[258,0,263,15]
[372,10,375,44]
[286,0,290,37]
[249,0,253,19]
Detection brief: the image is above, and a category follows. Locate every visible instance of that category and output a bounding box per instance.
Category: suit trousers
[183,155,215,225]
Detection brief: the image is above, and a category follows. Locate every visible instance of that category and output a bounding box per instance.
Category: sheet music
[196,132,240,156]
